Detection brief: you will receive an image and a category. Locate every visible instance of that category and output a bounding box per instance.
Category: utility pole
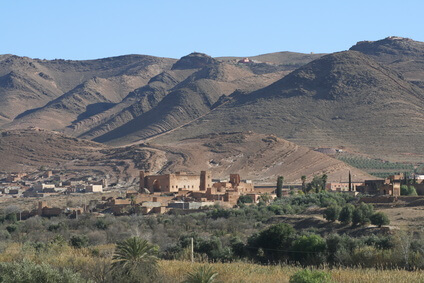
[191,237,194,263]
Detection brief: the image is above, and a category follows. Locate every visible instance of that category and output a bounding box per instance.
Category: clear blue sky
[1,0,423,60]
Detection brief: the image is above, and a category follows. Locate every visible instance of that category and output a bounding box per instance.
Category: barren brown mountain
[0,128,372,184]
[1,39,423,177]
[146,51,424,163]
[93,53,287,144]
[350,36,424,87]
[0,54,175,129]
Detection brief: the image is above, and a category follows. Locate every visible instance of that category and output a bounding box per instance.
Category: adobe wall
[145,175,171,193]
[170,174,201,192]
[359,196,396,203]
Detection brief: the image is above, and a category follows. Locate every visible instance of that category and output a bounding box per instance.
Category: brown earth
[0,128,373,184]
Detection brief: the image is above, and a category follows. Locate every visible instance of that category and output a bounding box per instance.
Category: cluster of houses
[3,168,424,220]
[0,170,105,198]
[326,173,424,197]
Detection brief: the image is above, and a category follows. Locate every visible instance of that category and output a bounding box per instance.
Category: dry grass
[160,260,424,283]
[1,244,424,282]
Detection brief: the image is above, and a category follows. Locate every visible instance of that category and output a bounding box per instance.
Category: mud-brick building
[139,171,212,193]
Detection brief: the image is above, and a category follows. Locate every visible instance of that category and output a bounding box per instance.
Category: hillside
[350,36,424,86]
[93,54,285,144]
[0,128,372,184]
[0,54,175,128]
[149,51,424,162]
[150,132,373,183]
[1,40,423,165]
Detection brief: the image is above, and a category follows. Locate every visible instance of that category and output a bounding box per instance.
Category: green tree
[291,234,327,265]
[309,176,324,193]
[370,212,390,228]
[249,223,295,262]
[237,195,253,205]
[276,176,284,198]
[323,205,341,222]
[401,185,409,195]
[352,208,363,226]
[408,186,418,196]
[352,203,374,226]
[401,185,418,196]
[338,204,354,225]
[112,237,158,281]
[183,265,218,283]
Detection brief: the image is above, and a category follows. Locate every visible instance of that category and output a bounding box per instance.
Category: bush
[5,213,17,224]
[289,269,332,283]
[5,225,17,234]
[370,212,390,228]
[95,219,109,230]
[69,235,89,249]
[0,260,86,283]
[182,265,218,283]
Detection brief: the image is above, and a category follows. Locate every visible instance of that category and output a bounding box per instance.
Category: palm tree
[183,265,218,283]
[112,237,158,280]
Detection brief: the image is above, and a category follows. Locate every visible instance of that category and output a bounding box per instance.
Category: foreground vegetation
[0,242,424,282]
[0,192,424,281]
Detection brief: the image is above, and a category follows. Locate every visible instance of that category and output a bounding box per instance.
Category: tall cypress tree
[348,171,352,192]
[321,174,328,191]
[276,176,284,198]
[301,175,306,193]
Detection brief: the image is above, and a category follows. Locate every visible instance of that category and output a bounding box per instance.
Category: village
[0,168,424,220]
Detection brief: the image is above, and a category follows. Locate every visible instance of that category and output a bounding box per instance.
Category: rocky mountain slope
[350,36,424,86]
[0,128,372,184]
[0,54,175,129]
[148,51,424,162]
[1,52,306,139]
[1,38,423,172]
[93,53,286,144]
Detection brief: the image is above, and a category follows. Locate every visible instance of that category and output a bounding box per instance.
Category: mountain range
[1,36,423,182]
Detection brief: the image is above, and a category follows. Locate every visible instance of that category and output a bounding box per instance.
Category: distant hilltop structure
[238,58,251,63]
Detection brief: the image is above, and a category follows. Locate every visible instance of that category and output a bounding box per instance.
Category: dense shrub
[289,269,332,283]
[248,223,295,262]
[237,195,253,205]
[0,260,86,283]
[5,224,17,234]
[401,185,418,196]
[69,235,89,249]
